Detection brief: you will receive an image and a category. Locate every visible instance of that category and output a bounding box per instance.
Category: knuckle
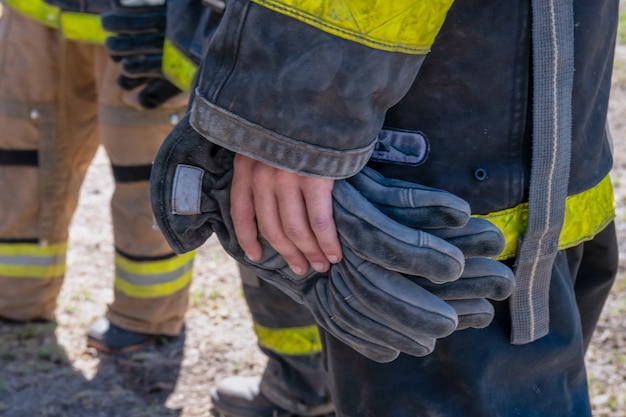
[309,216,334,233]
[258,225,283,244]
[282,224,310,242]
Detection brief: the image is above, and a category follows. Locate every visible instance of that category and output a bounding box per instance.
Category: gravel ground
[1,4,626,416]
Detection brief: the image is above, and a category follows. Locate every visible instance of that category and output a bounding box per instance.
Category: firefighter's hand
[230,154,342,275]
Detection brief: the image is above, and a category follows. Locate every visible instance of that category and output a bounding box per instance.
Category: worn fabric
[238,265,333,416]
[0,7,190,334]
[510,0,575,344]
[321,222,618,417]
[164,0,620,415]
[185,0,616,346]
[189,0,428,179]
[150,115,517,361]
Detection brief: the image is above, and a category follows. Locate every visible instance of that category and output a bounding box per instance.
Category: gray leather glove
[150,115,514,362]
[343,169,515,330]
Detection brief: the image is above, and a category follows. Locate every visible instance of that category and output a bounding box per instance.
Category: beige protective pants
[0,7,192,335]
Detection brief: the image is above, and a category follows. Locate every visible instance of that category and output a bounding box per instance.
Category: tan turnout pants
[0,7,191,335]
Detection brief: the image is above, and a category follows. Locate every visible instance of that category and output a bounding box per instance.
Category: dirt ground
[2,7,626,417]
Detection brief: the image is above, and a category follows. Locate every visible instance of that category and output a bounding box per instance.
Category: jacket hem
[189,92,376,179]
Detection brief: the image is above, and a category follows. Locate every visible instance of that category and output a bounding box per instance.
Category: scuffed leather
[150,115,515,363]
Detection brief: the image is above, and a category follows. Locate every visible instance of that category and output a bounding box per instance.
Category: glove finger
[447,299,495,330]
[333,180,465,283]
[101,11,166,34]
[347,166,471,229]
[117,74,148,90]
[457,258,514,300]
[312,279,401,363]
[105,34,164,58]
[408,258,515,301]
[331,268,442,352]
[121,55,163,78]
[338,248,459,338]
[429,217,505,259]
[138,79,183,109]
[323,276,436,359]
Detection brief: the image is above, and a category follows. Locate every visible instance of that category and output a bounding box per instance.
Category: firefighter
[151,0,619,416]
[158,2,336,415]
[0,0,194,353]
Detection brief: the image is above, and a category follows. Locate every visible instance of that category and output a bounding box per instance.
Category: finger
[274,187,330,273]
[246,165,310,275]
[301,177,342,265]
[138,79,182,109]
[348,167,471,229]
[233,155,310,273]
[408,258,515,301]
[105,33,164,58]
[429,217,505,258]
[447,299,495,330]
[116,74,148,90]
[256,189,310,274]
[311,279,400,363]
[272,171,337,271]
[310,279,401,363]
[333,181,465,283]
[457,258,515,300]
[231,156,263,262]
[101,11,166,34]
[121,55,163,78]
[325,275,438,358]
[337,249,458,338]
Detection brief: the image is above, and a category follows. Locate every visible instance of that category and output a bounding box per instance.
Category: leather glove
[101,0,182,108]
[150,115,514,362]
[340,169,515,331]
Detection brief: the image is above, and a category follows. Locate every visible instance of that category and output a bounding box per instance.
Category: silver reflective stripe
[510,0,574,344]
[0,253,66,267]
[0,98,55,120]
[116,262,193,286]
[172,164,204,215]
[98,104,185,126]
[120,0,166,6]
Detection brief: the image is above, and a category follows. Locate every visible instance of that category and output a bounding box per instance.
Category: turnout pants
[0,7,193,335]
[239,265,334,416]
[321,223,618,417]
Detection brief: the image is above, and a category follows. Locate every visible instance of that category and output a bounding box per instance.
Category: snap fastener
[473,168,488,181]
[30,109,40,121]
[169,114,180,126]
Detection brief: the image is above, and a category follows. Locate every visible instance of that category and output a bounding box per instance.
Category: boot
[87,317,155,354]
[211,376,293,417]
[211,376,335,417]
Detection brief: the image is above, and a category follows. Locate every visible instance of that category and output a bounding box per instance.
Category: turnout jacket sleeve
[189,0,453,179]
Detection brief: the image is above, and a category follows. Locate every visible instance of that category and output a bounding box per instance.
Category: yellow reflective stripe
[4,0,60,28]
[5,0,110,43]
[476,176,615,260]
[253,322,322,356]
[250,0,453,54]
[163,38,198,92]
[0,242,67,279]
[114,251,195,298]
[59,11,110,44]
